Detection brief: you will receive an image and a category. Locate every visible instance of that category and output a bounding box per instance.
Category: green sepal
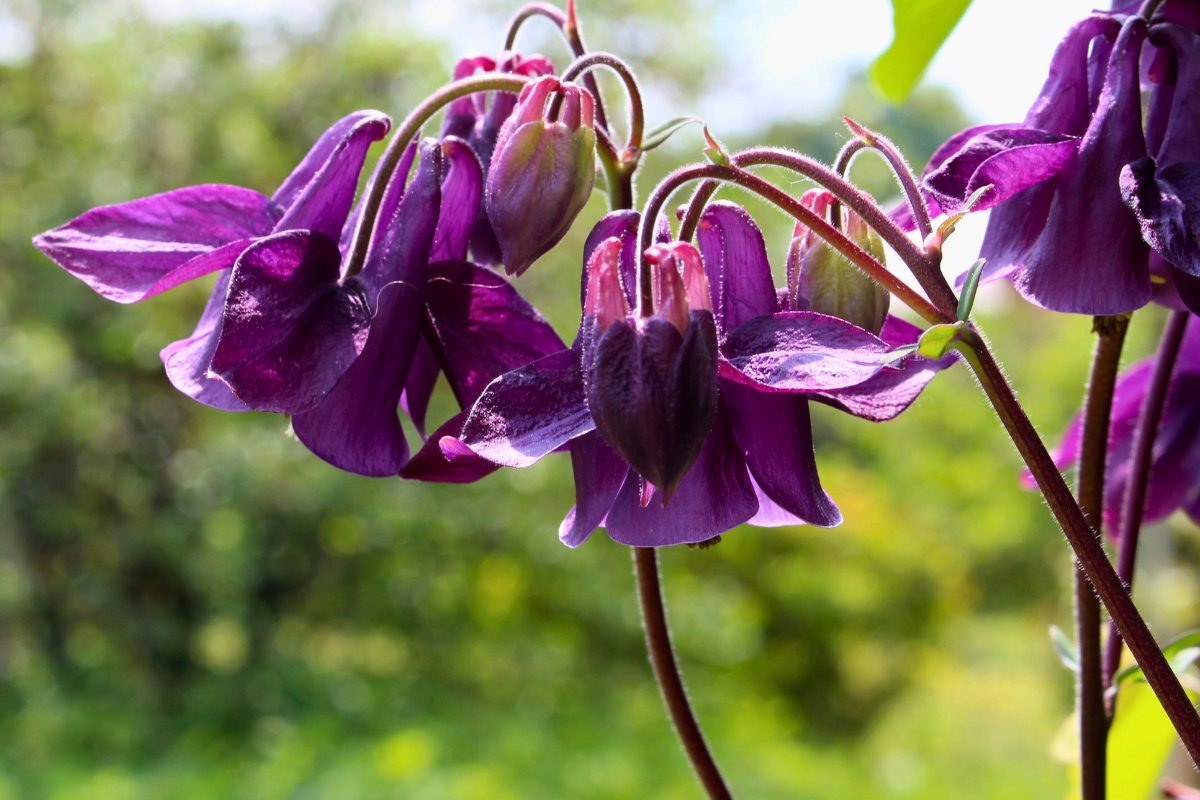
[916,321,964,359]
[880,344,919,368]
[702,125,731,167]
[641,116,702,152]
[1114,630,1200,685]
[956,258,987,321]
[935,183,994,242]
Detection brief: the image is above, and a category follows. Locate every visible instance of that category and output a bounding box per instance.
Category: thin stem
[342,73,530,280]
[1105,310,1191,713]
[840,122,935,243]
[502,1,610,134]
[558,52,644,151]
[957,325,1200,766]
[1074,314,1131,800]
[633,547,733,800]
[830,138,870,232]
[640,162,950,324]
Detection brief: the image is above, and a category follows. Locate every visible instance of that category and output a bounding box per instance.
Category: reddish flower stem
[957,325,1200,767]
[1074,314,1130,800]
[1104,310,1191,713]
[634,547,733,800]
[835,122,935,243]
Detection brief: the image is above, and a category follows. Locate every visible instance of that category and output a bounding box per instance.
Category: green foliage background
[2,1,1199,798]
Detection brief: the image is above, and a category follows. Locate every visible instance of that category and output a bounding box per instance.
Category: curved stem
[957,325,1200,766]
[502,0,611,134]
[1104,310,1191,712]
[559,52,644,152]
[639,163,949,324]
[634,547,734,800]
[830,138,870,232]
[341,73,530,280]
[1074,314,1131,800]
[840,122,935,243]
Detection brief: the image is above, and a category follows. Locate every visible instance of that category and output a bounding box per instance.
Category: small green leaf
[702,125,731,167]
[1051,624,1079,673]
[956,258,987,321]
[936,184,994,242]
[640,116,702,152]
[917,322,963,359]
[1114,630,1200,684]
[881,344,919,368]
[1107,681,1190,800]
[870,0,975,103]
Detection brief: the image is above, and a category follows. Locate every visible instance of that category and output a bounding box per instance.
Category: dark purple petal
[1025,15,1122,135]
[812,315,959,421]
[423,260,566,407]
[458,348,592,468]
[160,270,250,411]
[559,431,629,547]
[400,337,441,439]
[923,128,1079,215]
[746,478,811,527]
[1015,18,1152,314]
[695,202,779,333]
[1121,158,1200,276]
[289,141,444,477]
[273,110,390,211]
[430,137,484,262]
[1153,24,1200,168]
[721,311,891,392]
[272,112,391,240]
[211,231,370,413]
[603,403,757,547]
[339,142,417,261]
[974,178,1060,287]
[722,379,841,527]
[32,186,279,303]
[398,410,500,483]
[1176,268,1200,314]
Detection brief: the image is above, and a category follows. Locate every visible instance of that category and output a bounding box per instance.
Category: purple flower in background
[1044,315,1200,533]
[446,205,957,547]
[34,110,393,411]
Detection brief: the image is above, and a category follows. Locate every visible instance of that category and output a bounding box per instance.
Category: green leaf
[916,322,963,359]
[881,344,919,368]
[870,0,975,103]
[1115,630,1200,685]
[935,184,994,243]
[640,116,702,152]
[1107,681,1188,800]
[1050,624,1079,673]
[956,258,986,322]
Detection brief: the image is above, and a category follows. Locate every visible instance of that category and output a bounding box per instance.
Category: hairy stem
[342,73,530,279]
[634,547,733,800]
[559,52,643,151]
[640,163,950,324]
[839,121,935,243]
[1075,314,1130,800]
[1104,310,1191,713]
[957,325,1200,766]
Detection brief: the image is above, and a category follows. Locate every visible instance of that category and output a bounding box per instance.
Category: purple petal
[813,315,959,422]
[722,379,842,527]
[273,111,391,211]
[1015,18,1152,314]
[159,270,249,412]
[1122,158,1200,276]
[32,185,279,303]
[1176,268,1200,315]
[211,231,370,413]
[423,260,566,407]
[458,348,592,468]
[339,142,417,261]
[923,128,1079,215]
[721,311,891,392]
[1153,24,1200,168]
[974,178,1059,287]
[398,410,500,483]
[272,112,391,240]
[1025,15,1122,136]
[400,337,441,439]
[746,477,810,528]
[559,431,629,548]
[430,137,484,262]
[603,403,757,547]
[695,202,779,333]
[580,211,669,310]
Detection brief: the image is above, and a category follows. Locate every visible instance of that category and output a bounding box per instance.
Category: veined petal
[339,141,417,261]
[400,337,441,439]
[1025,15,1122,135]
[695,201,778,333]
[399,410,500,483]
[746,477,810,528]
[32,185,279,303]
[603,403,757,547]
[722,380,842,527]
[160,270,249,412]
[721,311,891,392]
[559,431,629,547]
[273,110,391,211]
[1122,158,1200,276]
[458,348,593,468]
[1153,23,1200,168]
[211,230,370,414]
[423,260,566,408]
[430,137,484,262]
[272,111,391,240]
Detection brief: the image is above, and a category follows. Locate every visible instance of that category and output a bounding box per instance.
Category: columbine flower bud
[787,189,890,335]
[485,75,597,276]
[583,241,718,503]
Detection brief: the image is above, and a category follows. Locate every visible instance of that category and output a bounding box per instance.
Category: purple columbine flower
[34,110,393,411]
[442,51,556,266]
[442,204,958,547]
[915,13,1160,315]
[1043,314,1200,534]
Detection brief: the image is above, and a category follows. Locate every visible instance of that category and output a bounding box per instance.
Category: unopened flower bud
[788,190,890,335]
[583,242,718,503]
[486,75,597,276]
[583,237,630,331]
